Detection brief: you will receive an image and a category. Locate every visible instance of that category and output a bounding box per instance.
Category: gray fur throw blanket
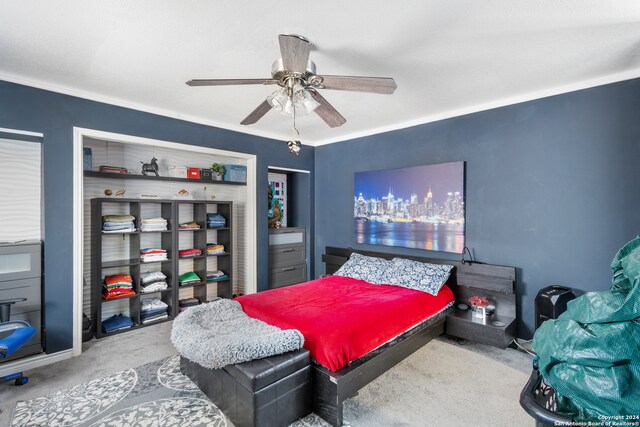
[171,299,304,369]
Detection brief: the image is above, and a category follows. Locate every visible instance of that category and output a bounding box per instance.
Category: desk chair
[0,298,36,385]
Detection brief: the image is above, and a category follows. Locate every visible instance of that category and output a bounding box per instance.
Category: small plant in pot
[211,163,226,181]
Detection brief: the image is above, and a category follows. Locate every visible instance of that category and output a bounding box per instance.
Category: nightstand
[444,263,517,349]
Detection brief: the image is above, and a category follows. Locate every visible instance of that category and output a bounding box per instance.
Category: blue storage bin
[223,165,247,183]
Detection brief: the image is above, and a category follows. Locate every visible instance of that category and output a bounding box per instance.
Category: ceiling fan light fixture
[293,84,320,115]
[267,87,288,113]
[267,84,319,118]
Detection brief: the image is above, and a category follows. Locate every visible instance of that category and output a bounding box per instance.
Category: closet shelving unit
[91,198,233,338]
[176,200,233,304]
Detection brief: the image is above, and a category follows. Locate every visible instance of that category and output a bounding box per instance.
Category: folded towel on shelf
[206,270,228,281]
[141,281,168,293]
[179,248,202,258]
[103,227,136,233]
[141,308,168,318]
[179,221,201,230]
[179,271,201,285]
[140,253,168,263]
[102,274,134,299]
[102,215,135,223]
[101,314,134,333]
[140,270,167,284]
[103,222,136,234]
[102,286,135,300]
[140,297,169,313]
[140,218,168,232]
[140,248,167,255]
[206,244,225,255]
[179,297,201,307]
[103,221,136,229]
[141,224,168,232]
[206,213,226,228]
[141,217,167,225]
[104,274,133,286]
[142,313,169,324]
[140,298,169,323]
[179,297,202,313]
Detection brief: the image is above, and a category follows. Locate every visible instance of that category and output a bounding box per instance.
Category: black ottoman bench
[180,348,312,427]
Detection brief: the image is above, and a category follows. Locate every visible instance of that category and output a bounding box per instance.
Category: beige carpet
[320,338,535,426]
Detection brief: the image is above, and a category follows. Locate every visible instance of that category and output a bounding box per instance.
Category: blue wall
[0,80,315,353]
[314,78,640,338]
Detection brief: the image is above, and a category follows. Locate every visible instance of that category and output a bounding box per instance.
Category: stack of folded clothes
[206,243,225,255]
[140,298,169,324]
[102,274,135,300]
[102,215,136,233]
[179,271,201,286]
[179,221,201,230]
[140,217,168,232]
[140,271,169,293]
[206,270,228,282]
[179,248,202,258]
[101,313,133,333]
[178,297,201,313]
[206,213,226,229]
[140,248,168,263]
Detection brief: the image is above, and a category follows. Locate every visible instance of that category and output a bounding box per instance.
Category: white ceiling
[1,1,640,147]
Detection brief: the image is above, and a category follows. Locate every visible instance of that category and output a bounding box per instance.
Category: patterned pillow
[382,258,454,296]
[334,252,392,284]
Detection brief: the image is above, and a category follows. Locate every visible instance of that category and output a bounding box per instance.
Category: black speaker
[535,285,576,329]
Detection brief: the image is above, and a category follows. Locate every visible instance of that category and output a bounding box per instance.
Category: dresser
[0,241,43,362]
[268,228,307,289]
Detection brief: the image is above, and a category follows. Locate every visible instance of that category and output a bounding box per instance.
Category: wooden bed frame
[315,246,516,426]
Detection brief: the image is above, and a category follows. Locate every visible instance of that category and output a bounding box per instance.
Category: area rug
[11,338,533,426]
[10,355,228,427]
[9,354,326,427]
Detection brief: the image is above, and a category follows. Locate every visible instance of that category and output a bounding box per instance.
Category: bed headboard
[322,246,516,322]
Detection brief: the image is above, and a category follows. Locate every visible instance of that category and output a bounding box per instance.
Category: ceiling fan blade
[308,90,346,128]
[186,78,277,86]
[240,100,272,125]
[278,34,311,74]
[317,75,397,94]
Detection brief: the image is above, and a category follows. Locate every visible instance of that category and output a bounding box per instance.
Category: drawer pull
[281,267,296,272]
[281,249,295,253]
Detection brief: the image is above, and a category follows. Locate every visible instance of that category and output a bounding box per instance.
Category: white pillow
[334,252,392,284]
[382,258,453,296]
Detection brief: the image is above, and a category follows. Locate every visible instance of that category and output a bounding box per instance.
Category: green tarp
[533,236,640,420]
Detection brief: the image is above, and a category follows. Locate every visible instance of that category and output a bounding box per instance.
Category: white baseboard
[0,349,74,378]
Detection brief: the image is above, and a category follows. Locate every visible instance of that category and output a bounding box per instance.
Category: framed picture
[354,161,465,253]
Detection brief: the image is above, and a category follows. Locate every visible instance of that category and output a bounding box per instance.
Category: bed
[234,246,516,426]
[237,247,511,426]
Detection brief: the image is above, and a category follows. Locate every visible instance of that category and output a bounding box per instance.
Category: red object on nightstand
[187,167,201,179]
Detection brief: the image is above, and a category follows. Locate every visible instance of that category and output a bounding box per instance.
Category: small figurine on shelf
[141,157,159,176]
[268,200,281,228]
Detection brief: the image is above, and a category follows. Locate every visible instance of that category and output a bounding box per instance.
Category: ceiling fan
[186,34,397,151]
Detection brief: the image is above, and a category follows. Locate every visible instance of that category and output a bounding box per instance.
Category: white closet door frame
[72,127,258,357]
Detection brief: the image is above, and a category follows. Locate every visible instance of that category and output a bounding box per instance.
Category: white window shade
[0,138,42,242]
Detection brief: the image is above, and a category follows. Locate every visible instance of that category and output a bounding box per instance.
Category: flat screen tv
[354,161,465,253]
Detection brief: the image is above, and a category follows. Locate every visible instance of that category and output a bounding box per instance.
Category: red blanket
[237,276,454,371]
